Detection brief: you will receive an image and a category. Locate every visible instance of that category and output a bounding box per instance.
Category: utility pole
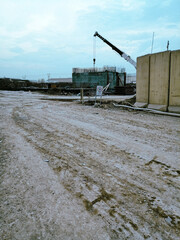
[47,73,50,81]
[151,32,154,54]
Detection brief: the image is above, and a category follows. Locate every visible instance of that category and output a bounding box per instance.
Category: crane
[93,31,137,69]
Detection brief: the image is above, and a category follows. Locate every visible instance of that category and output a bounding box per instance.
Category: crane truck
[93,31,137,69]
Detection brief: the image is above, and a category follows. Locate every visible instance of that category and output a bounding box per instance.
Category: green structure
[72,67,126,92]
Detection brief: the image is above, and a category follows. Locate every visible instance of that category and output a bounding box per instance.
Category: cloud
[118,0,146,11]
[108,19,180,41]
[0,48,19,59]
[18,42,39,54]
[161,0,173,7]
[26,14,56,33]
[0,0,113,57]
[0,0,180,78]
[0,0,146,38]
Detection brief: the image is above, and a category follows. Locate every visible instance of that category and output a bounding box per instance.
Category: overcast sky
[0,0,180,80]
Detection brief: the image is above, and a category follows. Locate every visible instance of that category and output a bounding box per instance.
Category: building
[47,78,72,83]
[47,78,72,89]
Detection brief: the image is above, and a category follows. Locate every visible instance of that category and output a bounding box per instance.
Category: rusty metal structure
[72,67,135,95]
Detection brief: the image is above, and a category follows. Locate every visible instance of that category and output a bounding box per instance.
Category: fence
[72,66,117,74]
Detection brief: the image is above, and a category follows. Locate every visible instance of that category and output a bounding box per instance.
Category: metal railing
[72,66,117,73]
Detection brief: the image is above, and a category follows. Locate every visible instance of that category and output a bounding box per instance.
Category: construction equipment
[93,31,137,69]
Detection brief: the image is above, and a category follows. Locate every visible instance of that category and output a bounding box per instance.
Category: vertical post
[80,88,84,104]
[151,32,154,54]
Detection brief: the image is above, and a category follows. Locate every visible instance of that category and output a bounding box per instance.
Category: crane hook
[93,35,96,68]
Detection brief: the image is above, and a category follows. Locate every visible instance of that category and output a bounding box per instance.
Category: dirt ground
[0,91,180,240]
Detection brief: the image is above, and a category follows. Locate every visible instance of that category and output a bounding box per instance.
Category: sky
[0,0,180,80]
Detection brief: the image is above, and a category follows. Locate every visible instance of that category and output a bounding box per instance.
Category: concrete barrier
[135,49,180,113]
[135,54,150,108]
[168,50,180,113]
[148,51,170,111]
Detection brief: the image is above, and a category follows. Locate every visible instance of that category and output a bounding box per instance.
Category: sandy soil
[0,91,180,240]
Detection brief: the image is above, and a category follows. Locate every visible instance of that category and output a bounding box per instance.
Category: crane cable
[93,36,96,68]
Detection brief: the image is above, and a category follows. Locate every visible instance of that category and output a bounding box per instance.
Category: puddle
[165,216,172,224]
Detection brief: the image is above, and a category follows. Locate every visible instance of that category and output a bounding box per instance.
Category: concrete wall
[135,49,180,112]
[149,51,170,111]
[169,50,180,113]
[135,55,150,107]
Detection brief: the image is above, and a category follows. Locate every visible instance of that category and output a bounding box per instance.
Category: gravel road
[0,91,180,240]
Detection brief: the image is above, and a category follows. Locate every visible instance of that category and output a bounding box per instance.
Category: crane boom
[94,31,137,69]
